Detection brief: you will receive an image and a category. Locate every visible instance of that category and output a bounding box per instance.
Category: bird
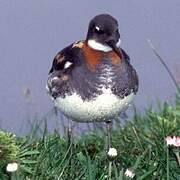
[47,14,138,148]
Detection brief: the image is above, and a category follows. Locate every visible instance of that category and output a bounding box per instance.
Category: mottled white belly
[54,88,135,122]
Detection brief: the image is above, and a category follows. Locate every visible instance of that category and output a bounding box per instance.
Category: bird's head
[86,14,121,57]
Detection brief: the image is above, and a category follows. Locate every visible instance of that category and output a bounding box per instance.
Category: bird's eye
[94,26,105,35]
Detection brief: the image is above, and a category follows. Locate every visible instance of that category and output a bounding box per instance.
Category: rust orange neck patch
[82,42,121,70]
[108,51,121,65]
[83,42,102,70]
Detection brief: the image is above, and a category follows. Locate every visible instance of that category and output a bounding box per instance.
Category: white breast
[54,88,135,122]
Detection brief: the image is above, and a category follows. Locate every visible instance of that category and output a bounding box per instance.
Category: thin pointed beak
[106,40,122,59]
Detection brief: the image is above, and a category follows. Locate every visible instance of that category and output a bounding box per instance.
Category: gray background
[0,0,180,134]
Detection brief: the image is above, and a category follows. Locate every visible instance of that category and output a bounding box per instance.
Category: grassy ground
[0,94,180,179]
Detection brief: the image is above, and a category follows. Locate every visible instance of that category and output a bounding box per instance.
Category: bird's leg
[106,120,113,180]
[67,118,72,148]
[106,120,112,150]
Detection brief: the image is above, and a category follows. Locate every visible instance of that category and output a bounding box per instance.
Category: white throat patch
[88,39,112,52]
[88,39,121,52]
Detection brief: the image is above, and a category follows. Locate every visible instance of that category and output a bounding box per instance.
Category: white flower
[12,134,16,138]
[124,168,135,178]
[6,162,18,172]
[165,136,180,147]
[166,136,176,146]
[175,136,180,147]
[107,147,117,159]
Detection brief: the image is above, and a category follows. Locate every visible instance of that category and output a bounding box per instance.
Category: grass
[0,94,180,179]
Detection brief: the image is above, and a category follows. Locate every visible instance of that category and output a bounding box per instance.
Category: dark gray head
[86,14,121,55]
